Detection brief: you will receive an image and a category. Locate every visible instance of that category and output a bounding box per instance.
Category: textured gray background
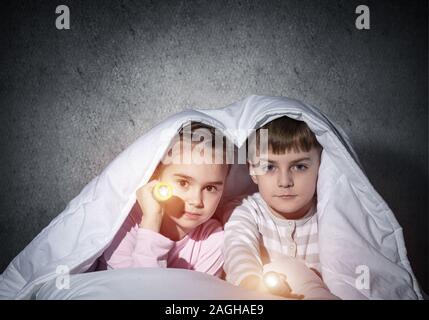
[0,0,427,292]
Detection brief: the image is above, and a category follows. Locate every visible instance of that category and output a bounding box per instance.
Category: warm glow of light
[153,182,173,201]
[159,186,169,197]
[263,272,280,288]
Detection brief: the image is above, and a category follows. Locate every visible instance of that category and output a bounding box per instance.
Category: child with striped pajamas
[223,116,337,299]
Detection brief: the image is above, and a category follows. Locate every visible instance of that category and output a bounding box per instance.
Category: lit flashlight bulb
[153,182,173,202]
[263,271,280,289]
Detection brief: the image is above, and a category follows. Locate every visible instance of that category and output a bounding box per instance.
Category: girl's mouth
[183,211,202,220]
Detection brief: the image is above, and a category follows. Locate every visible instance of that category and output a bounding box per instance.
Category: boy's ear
[247,161,258,185]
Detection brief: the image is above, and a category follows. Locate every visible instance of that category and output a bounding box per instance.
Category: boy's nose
[277,172,293,188]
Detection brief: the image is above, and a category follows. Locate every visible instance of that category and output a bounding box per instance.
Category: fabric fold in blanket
[0,95,423,299]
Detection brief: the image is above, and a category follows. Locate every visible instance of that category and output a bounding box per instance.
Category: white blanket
[0,95,422,299]
[35,268,285,300]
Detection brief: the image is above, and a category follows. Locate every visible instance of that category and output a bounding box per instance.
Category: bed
[0,95,422,300]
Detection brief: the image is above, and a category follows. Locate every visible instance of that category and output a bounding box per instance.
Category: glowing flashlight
[263,272,281,289]
[153,182,173,202]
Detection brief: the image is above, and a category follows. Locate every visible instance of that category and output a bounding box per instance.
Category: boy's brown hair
[249,116,322,156]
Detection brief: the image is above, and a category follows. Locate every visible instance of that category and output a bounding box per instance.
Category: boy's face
[249,147,321,220]
[158,147,229,235]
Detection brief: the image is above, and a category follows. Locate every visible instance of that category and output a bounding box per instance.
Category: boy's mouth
[274,194,297,199]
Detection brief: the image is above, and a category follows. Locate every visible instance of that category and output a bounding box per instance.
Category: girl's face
[158,159,229,238]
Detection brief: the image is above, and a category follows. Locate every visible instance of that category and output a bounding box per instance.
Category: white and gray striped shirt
[223,192,319,286]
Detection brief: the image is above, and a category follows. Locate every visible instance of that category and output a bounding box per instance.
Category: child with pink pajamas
[99,202,224,276]
[98,122,231,277]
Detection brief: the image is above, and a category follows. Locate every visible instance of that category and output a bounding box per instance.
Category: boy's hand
[264,272,304,300]
[136,180,164,233]
[239,273,304,300]
[239,275,267,292]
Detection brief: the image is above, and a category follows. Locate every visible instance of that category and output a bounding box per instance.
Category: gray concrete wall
[0,0,427,292]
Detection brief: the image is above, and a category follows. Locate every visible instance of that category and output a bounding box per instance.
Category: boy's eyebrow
[173,173,224,185]
[289,157,312,164]
[263,157,312,164]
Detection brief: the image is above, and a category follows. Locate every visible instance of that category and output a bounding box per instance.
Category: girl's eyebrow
[173,173,194,181]
[173,173,224,185]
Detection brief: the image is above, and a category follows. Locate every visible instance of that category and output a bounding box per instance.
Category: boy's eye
[291,164,308,171]
[205,185,218,193]
[261,164,276,172]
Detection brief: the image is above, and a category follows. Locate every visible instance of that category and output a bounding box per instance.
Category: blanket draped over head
[0,95,422,299]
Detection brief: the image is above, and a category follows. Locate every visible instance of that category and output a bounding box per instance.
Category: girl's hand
[137,180,164,233]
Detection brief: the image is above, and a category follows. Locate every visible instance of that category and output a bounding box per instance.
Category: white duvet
[0,95,422,299]
[35,268,284,300]
[34,256,337,300]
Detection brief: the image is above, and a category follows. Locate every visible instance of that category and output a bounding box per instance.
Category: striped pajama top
[223,192,320,286]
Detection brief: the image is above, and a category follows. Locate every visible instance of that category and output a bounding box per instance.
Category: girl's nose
[277,170,294,188]
[187,189,204,208]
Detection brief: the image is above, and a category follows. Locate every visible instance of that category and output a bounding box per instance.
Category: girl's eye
[205,185,218,193]
[177,180,189,188]
[292,164,308,171]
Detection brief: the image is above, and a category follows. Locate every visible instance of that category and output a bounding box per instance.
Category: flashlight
[153,182,173,202]
[262,271,303,299]
[263,271,281,289]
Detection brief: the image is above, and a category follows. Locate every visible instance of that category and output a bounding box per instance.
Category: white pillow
[35,268,286,300]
